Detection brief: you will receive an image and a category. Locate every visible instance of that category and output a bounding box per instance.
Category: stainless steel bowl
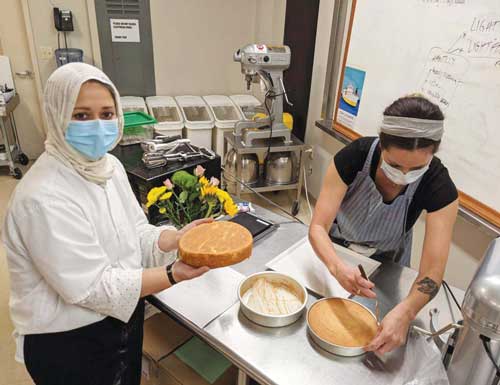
[264,151,297,185]
[238,272,308,328]
[307,297,377,357]
[224,149,259,191]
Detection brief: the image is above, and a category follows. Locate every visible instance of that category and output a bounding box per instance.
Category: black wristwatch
[166,261,177,285]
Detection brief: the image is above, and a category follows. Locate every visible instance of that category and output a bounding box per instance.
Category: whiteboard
[335,0,500,222]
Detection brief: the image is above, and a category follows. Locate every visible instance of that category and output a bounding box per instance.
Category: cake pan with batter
[307,297,378,356]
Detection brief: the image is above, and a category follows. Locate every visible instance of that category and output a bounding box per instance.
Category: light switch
[40,46,54,61]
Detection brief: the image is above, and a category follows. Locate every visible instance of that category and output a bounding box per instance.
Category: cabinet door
[95,0,155,96]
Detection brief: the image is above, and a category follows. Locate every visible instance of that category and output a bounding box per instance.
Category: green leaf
[172,170,198,190]
[179,191,188,203]
[189,191,199,202]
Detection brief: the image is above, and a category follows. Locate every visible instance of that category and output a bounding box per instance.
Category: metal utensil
[412,323,463,338]
[358,264,379,325]
[141,139,216,169]
[141,138,191,153]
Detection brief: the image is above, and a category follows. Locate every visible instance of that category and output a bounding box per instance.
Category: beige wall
[0,0,286,157]
[254,0,287,45]
[0,0,98,158]
[25,0,97,86]
[151,0,286,96]
[304,0,496,290]
[23,0,286,95]
[410,215,494,289]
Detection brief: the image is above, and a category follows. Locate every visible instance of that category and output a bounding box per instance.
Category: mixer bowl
[224,149,259,191]
[265,151,297,185]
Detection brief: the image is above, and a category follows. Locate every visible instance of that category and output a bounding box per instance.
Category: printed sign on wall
[110,19,140,43]
[337,66,366,129]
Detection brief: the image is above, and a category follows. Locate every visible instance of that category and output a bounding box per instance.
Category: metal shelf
[224,131,309,154]
[0,94,26,178]
[0,145,20,166]
[0,93,20,117]
[223,132,311,216]
[237,179,299,194]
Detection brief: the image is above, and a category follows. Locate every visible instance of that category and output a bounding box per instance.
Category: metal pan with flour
[238,272,307,328]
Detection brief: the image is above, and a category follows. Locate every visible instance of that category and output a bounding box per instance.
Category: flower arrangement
[146,165,238,228]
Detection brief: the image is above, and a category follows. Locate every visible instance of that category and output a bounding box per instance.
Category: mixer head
[234,44,291,90]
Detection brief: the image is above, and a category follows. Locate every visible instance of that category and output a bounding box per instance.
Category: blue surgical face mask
[65,119,119,161]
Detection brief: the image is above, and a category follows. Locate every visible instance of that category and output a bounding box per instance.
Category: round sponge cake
[179,221,252,268]
[308,298,378,347]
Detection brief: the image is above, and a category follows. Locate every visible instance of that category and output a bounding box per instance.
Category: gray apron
[330,138,423,266]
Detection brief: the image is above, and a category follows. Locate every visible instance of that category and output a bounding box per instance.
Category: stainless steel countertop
[229,205,309,277]
[151,204,464,385]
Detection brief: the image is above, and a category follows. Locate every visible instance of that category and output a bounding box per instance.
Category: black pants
[24,300,145,385]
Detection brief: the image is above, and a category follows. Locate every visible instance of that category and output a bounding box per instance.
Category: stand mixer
[233,44,292,146]
[445,238,500,385]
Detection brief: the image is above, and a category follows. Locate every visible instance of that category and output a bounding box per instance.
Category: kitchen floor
[0,165,313,385]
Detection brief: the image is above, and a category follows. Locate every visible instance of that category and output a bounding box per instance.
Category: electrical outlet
[40,46,54,61]
[309,145,332,198]
[305,148,314,175]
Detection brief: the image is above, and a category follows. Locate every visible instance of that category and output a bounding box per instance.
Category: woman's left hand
[365,303,414,355]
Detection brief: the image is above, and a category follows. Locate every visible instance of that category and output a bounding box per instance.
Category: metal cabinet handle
[15,70,33,78]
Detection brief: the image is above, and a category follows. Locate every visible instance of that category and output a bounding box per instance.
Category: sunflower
[146,186,167,208]
[224,200,238,216]
[215,189,231,203]
[199,176,209,186]
[159,191,173,200]
[201,185,218,197]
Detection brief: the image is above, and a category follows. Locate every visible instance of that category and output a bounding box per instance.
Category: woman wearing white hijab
[310,96,459,355]
[2,63,210,385]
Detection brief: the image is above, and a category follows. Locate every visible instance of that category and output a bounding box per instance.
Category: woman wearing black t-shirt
[309,96,458,354]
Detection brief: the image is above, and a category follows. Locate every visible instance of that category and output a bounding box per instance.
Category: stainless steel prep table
[149,204,464,385]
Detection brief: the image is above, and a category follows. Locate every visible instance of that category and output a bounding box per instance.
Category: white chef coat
[2,152,176,362]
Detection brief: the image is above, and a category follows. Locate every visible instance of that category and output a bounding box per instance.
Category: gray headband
[380,116,444,141]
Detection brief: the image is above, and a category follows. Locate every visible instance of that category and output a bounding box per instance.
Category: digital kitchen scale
[228,212,278,243]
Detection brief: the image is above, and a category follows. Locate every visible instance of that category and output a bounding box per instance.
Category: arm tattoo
[416,277,439,300]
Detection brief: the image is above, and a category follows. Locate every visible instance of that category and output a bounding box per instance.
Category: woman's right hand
[332,263,376,298]
[172,260,210,283]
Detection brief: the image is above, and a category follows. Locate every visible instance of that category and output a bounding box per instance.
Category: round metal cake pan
[238,271,308,328]
[307,297,378,357]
